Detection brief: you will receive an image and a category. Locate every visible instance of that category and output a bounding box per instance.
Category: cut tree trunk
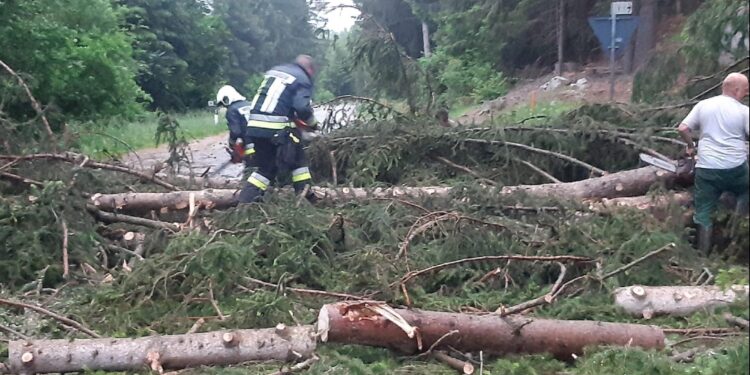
[89,187,453,214]
[91,166,685,214]
[500,166,684,200]
[614,285,750,319]
[6,326,316,374]
[317,302,665,360]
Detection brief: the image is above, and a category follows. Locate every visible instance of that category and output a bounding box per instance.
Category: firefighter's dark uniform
[225,100,256,167]
[239,63,316,203]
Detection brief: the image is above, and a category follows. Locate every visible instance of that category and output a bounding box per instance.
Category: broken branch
[723,313,749,331]
[464,138,608,176]
[0,324,28,340]
[601,243,676,280]
[61,218,69,279]
[0,298,100,338]
[396,255,592,287]
[87,204,181,232]
[432,351,475,374]
[513,158,561,183]
[244,277,366,300]
[0,153,178,190]
[0,58,55,141]
[267,354,320,375]
[0,171,44,187]
[433,155,496,185]
[497,263,567,316]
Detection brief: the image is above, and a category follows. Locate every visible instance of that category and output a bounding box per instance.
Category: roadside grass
[497,100,580,126]
[449,102,475,118]
[73,111,224,158]
[451,99,581,127]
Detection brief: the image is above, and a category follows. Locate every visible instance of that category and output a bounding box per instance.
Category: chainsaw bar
[639,153,677,173]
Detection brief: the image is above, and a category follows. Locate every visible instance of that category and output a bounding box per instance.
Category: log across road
[5,303,669,373]
[317,302,666,361]
[90,166,687,214]
[6,326,316,374]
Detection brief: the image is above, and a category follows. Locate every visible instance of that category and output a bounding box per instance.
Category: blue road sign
[588,16,640,58]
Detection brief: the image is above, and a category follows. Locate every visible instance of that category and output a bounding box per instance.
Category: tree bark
[91,166,685,214]
[556,0,565,76]
[422,21,431,57]
[7,326,316,374]
[614,285,750,319]
[317,302,665,361]
[633,0,657,70]
[500,166,684,200]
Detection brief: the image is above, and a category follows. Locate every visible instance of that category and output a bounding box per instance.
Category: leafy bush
[0,0,146,121]
[425,49,508,106]
[632,0,749,102]
[681,0,749,74]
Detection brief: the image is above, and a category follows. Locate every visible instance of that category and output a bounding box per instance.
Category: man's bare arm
[678,123,696,156]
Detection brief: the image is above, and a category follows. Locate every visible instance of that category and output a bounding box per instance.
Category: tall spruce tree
[117,0,228,110]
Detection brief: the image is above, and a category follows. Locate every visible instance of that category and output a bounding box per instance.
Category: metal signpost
[588,2,639,102]
[609,1,633,101]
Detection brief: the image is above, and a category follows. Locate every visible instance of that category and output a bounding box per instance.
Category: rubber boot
[293,181,318,204]
[697,225,712,255]
[238,182,264,204]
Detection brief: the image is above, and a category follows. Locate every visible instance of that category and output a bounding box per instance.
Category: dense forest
[2,0,746,122]
[1,0,749,374]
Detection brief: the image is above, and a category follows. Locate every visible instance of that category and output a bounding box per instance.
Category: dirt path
[457,70,634,125]
[124,106,336,180]
[125,133,245,180]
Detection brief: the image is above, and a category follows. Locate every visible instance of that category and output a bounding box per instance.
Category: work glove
[306,116,319,131]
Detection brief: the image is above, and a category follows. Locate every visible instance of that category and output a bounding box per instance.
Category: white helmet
[216,85,246,106]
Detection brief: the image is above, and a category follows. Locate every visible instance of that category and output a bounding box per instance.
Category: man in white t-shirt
[678,72,749,253]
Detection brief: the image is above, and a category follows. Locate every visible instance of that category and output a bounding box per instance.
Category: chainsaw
[209,119,321,177]
[209,140,245,177]
[639,153,695,184]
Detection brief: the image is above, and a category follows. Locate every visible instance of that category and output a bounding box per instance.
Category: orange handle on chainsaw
[294,118,315,132]
[231,142,244,163]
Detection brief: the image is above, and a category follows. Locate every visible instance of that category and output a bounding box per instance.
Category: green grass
[448,102,476,118]
[72,111,225,158]
[496,100,580,126]
[450,99,580,126]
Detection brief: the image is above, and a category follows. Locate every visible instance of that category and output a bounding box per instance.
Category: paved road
[124,103,352,180]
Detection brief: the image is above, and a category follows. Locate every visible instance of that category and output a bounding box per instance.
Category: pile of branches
[1,96,748,373]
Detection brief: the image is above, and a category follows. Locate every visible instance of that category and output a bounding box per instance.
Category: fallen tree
[5,326,316,374]
[614,285,750,319]
[499,166,687,200]
[317,302,665,360]
[0,153,178,191]
[90,166,687,214]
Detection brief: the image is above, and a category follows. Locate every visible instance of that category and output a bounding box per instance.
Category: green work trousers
[693,161,749,228]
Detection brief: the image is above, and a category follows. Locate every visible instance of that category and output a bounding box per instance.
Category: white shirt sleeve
[682,102,702,131]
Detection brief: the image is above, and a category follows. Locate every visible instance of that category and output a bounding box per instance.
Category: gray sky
[322,0,359,33]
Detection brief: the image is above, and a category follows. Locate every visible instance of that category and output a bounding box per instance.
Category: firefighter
[215,85,255,168]
[239,55,319,203]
